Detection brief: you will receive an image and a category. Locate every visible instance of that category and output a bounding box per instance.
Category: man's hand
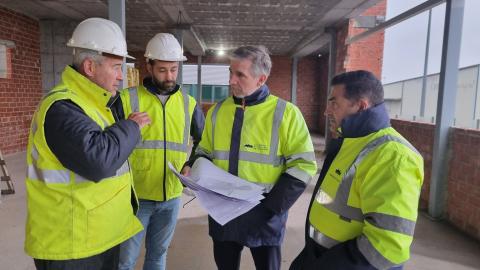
[181,165,191,176]
[235,203,274,232]
[128,112,151,129]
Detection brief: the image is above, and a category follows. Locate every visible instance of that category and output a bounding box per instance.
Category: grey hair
[230,45,272,77]
[72,48,106,69]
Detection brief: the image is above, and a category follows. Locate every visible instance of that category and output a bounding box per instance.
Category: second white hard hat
[67,17,134,59]
[144,33,187,62]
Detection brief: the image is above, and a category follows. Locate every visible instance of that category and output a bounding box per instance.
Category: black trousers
[213,240,281,270]
[33,245,120,270]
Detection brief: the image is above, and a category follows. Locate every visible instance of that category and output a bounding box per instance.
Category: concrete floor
[1,147,480,270]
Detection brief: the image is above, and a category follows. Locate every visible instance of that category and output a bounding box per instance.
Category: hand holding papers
[168,158,266,225]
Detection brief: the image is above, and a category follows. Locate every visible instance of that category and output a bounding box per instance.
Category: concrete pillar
[174,29,184,89]
[197,55,202,103]
[429,0,466,219]
[108,0,127,88]
[291,57,298,104]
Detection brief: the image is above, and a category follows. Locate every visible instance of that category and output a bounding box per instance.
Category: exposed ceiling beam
[194,24,309,31]
[181,25,207,56]
[36,1,86,20]
[347,0,445,44]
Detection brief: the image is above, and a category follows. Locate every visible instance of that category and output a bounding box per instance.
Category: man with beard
[118,33,204,270]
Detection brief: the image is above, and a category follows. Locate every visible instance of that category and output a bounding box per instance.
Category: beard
[152,77,176,93]
[230,85,244,98]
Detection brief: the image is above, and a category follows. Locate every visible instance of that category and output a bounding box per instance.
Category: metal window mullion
[421,9,433,117]
[291,57,298,104]
[428,0,466,219]
[174,29,183,88]
[108,0,126,88]
[400,82,405,116]
[197,55,202,103]
[473,64,480,128]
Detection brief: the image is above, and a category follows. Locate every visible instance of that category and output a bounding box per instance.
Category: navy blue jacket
[44,94,140,182]
[290,103,403,270]
[190,85,307,247]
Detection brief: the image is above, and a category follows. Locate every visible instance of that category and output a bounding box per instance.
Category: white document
[195,190,259,225]
[190,157,266,201]
[167,159,265,225]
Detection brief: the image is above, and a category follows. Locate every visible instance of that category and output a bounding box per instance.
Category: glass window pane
[214,86,229,101]
[202,85,213,102]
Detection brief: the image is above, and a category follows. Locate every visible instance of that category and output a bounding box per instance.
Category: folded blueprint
[168,158,266,225]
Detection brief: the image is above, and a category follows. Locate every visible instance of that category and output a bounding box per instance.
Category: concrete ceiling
[0,0,380,56]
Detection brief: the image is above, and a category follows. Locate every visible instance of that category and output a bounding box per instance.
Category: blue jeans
[119,198,181,270]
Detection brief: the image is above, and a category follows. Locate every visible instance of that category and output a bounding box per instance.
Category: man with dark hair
[331,70,384,106]
[290,70,424,270]
[119,33,204,270]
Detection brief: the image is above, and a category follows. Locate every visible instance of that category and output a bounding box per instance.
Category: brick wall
[335,0,386,78]
[0,7,42,155]
[391,119,435,209]
[317,0,387,134]
[447,128,480,239]
[267,56,292,101]
[346,0,386,78]
[392,119,480,241]
[296,56,323,133]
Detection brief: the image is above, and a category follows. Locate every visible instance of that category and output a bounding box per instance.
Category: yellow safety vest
[197,94,317,190]
[120,86,196,201]
[25,66,143,260]
[309,127,424,269]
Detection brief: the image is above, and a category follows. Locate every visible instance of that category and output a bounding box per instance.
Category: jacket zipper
[162,100,168,202]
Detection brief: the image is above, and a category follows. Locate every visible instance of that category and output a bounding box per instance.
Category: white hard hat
[144,33,187,62]
[67,17,134,59]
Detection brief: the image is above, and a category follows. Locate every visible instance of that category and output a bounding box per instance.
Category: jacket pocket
[86,182,132,249]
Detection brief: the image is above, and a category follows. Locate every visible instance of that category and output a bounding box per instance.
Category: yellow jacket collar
[61,66,113,108]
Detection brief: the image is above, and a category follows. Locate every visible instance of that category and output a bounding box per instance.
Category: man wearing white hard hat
[118,33,204,270]
[24,18,151,270]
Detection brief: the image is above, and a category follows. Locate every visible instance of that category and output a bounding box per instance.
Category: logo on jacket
[335,169,342,176]
[243,143,268,152]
